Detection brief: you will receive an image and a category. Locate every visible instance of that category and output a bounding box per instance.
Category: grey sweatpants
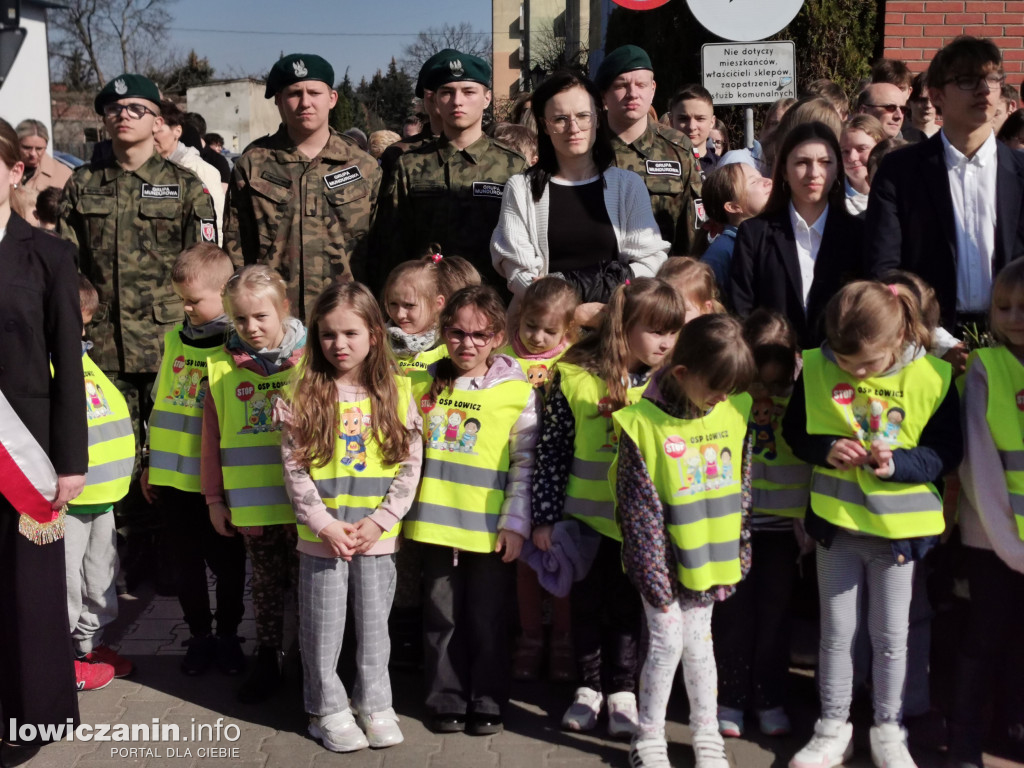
[64,511,119,655]
[299,552,396,716]
[817,529,915,725]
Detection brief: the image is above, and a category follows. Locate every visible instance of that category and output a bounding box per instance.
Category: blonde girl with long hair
[280,282,422,752]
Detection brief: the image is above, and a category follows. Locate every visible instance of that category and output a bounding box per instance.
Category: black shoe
[216,635,245,676]
[467,713,503,736]
[236,645,281,704]
[1,741,41,768]
[180,635,217,676]
[429,713,467,733]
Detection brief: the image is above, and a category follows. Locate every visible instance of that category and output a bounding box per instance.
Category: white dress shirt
[943,130,998,313]
[789,202,829,309]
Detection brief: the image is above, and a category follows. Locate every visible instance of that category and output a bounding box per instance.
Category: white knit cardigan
[489,166,670,297]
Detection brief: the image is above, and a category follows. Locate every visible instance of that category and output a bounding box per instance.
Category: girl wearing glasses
[491,71,669,305]
[403,285,540,737]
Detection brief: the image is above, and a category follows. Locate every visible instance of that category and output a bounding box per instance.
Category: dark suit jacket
[864,132,1024,327]
[730,206,866,349]
[0,213,87,475]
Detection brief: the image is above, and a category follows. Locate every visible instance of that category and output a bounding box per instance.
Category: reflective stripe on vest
[73,353,135,506]
[802,348,949,539]
[558,362,648,541]
[973,347,1024,540]
[207,348,296,527]
[148,327,214,493]
[299,378,412,544]
[499,344,564,390]
[750,394,811,518]
[405,376,534,552]
[612,394,751,592]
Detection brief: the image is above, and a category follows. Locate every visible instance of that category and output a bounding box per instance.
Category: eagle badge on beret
[449,59,464,77]
[114,78,128,95]
[293,59,308,77]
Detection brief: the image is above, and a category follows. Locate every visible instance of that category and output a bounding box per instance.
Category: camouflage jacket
[222,125,381,320]
[610,119,705,256]
[374,132,526,287]
[58,151,218,374]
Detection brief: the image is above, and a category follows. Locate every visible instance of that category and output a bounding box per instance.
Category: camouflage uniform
[222,125,381,320]
[375,133,526,287]
[58,151,218,375]
[610,118,706,256]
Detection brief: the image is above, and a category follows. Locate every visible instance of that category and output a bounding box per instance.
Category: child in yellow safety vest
[952,259,1024,768]
[279,283,423,753]
[403,285,540,736]
[202,265,306,705]
[65,276,136,689]
[713,310,809,740]
[502,276,579,683]
[613,314,755,768]
[140,244,247,680]
[782,281,961,768]
[531,278,685,738]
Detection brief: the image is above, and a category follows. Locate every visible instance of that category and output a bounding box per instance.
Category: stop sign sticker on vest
[832,383,855,405]
[664,436,687,458]
[1016,389,1024,411]
[172,355,187,375]
[236,382,255,401]
[420,394,435,413]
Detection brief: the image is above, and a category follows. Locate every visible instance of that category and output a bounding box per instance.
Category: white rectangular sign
[701,41,797,106]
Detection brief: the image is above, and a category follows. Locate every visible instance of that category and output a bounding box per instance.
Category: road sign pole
[745,106,754,149]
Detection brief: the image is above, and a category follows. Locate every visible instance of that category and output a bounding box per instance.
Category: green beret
[416,48,459,98]
[265,54,335,98]
[94,74,161,115]
[595,45,654,91]
[420,50,491,94]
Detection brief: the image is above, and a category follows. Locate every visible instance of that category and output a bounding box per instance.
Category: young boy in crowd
[66,276,136,690]
[140,244,247,676]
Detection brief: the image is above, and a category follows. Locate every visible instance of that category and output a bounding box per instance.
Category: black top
[200,146,231,184]
[547,177,618,275]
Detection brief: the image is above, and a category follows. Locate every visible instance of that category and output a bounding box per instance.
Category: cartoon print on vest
[186,369,202,402]
[527,364,549,389]
[445,408,466,450]
[750,396,777,460]
[85,379,111,419]
[850,395,870,440]
[597,396,616,452]
[703,445,721,489]
[169,370,188,404]
[459,418,481,454]
[721,447,734,483]
[883,407,905,444]
[685,455,704,493]
[237,387,283,435]
[195,376,209,409]
[339,406,369,471]
[426,412,446,449]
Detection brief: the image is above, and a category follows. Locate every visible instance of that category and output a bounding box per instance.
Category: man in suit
[865,36,1024,365]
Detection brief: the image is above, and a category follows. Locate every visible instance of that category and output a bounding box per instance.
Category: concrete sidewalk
[14,583,1024,768]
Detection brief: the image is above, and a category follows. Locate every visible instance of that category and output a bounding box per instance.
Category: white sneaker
[562,686,603,732]
[870,724,917,768]
[308,709,369,752]
[630,736,674,768]
[607,691,639,738]
[693,729,730,768]
[789,719,854,768]
[357,707,404,748]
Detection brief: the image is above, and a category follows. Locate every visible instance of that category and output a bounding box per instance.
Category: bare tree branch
[400,22,492,78]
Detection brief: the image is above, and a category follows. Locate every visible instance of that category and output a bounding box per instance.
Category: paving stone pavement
[14,583,1024,768]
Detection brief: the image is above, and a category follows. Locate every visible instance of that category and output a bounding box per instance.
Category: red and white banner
[0,389,58,524]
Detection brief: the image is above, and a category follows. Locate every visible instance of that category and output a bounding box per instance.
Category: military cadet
[374,50,527,290]
[596,45,706,256]
[222,53,381,321]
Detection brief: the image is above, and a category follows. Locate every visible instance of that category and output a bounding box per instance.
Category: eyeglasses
[545,112,595,133]
[443,326,496,346]
[102,103,157,120]
[712,140,725,151]
[862,103,905,114]
[946,73,1006,91]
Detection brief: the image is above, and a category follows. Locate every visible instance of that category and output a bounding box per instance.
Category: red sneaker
[86,645,134,678]
[75,659,115,691]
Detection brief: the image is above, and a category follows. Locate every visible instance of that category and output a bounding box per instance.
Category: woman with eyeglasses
[16,119,72,194]
[491,71,669,306]
[711,119,731,157]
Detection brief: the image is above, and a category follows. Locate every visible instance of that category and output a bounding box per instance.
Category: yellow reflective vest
[300,376,413,544]
[398,344,448,376]
[803,348,949,539]
[499,344,565,390]
[404,376,534,552]
[971,346,1024,540]
[750,394,812,518]
[207,348,296,527]
[558,362,648,541]
[148,326,216,492]
[71,352,135,508]
[612,394,751,592]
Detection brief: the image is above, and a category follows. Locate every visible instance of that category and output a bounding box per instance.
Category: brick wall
[882,1,1024,77]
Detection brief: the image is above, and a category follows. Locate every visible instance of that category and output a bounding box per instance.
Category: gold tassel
[17,506,66,545]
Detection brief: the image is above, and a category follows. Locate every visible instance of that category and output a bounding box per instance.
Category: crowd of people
[0,29,1022,768]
